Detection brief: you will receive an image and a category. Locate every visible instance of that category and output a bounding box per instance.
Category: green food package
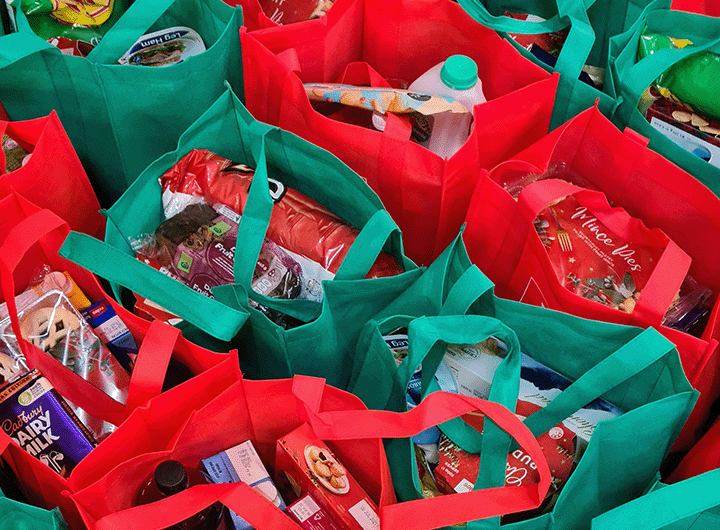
[639,29,720,122]
[13,0,122,46]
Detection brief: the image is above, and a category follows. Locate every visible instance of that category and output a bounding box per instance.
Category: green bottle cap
[440,55,478,90]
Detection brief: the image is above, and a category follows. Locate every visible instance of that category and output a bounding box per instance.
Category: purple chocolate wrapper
[0,370,95,477]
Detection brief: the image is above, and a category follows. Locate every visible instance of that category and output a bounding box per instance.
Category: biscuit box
[202,440,286,530]
[646,94,720,169]
[288,494,343,530]
[275,423,380,530]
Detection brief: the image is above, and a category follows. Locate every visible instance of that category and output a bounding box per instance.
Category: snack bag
[638,30,720,123]
[157,149,402,279]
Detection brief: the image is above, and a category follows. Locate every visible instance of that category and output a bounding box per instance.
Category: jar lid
[155,460,188,496]
[440,55,478,90]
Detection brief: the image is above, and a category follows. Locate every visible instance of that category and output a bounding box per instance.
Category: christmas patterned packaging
[535,194,666,314]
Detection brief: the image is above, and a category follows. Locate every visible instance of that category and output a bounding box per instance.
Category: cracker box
[203,440,286,530]
[646,94,720,169]
[436,339,623,455]
[288,494,343,530]
[275,423,380,530]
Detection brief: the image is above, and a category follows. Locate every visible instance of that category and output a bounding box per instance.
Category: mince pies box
[275,423,380,530]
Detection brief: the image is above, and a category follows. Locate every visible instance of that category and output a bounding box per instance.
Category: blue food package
[81,299,138,373]
[203,440,286,530]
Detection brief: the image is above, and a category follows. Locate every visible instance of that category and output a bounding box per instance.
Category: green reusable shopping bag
[0,468,69,530]
[59,87,420,380]
[607,3,720,196]
[0,0,243,206]
[349,234,698,530]
[456,0,668,127]
[591,470,720,530]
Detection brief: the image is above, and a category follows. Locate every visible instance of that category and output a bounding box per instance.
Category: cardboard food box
[203,440,286,530]
[275,423,380,530]
[434,399,575,505]
[288,494,343,530]
[646,93,720,169]
[436,338,623,456]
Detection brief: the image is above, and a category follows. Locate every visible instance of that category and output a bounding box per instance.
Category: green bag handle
[59,231,249,342]
[439,264,495,317]
[0,30,58,66]
[86,0,182,63]
[218,128,404,323]
[591,469,720,529]
[462,325,681,530]
[457,0,596,98]
[403,314,525,525]
[613,31,720,120]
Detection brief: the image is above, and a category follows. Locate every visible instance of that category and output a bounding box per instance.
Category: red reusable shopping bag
[69,374,550,530]
[241,0,557,265]
[669,414,720,482]
[0,192,232,527]
[671,0,720,15]
[463,104,720,452]
[0,112,104,239]
[224,0,353,29]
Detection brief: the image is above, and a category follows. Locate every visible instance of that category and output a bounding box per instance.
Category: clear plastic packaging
[405,55,486,158]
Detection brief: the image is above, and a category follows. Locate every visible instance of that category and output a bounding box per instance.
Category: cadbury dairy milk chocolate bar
[0,370,95,477]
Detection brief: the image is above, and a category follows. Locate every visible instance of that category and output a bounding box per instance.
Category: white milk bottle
[406,55,486,158]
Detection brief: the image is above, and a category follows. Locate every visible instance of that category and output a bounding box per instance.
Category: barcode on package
[290,495,321,523]
[349,500,380,530]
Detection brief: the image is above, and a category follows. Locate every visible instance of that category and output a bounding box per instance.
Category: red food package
[275,423,380,530]
[435,400,574,521]
[159,149,403,279]
[536,194,666,313]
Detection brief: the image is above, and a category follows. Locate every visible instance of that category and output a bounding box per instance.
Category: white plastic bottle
[404,55,486,159]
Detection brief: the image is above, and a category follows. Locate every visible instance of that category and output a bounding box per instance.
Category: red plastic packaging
[159,149,403,279]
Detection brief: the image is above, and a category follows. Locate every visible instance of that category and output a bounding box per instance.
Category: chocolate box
[0,370,95,477]
[275,423,379,530]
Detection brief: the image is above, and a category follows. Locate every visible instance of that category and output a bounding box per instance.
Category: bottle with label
[374,55,486,159]
[136,460,226,530]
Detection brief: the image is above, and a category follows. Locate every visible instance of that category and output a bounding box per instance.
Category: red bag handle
[0,430,10,455]
[516,178,691,325]
[94,482,300,530]
[0,210,180,425]
[292,376,552,530]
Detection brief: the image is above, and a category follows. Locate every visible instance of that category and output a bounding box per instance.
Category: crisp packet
[304,83,468,116]
[638,30,720,123]
[18,0,114,25]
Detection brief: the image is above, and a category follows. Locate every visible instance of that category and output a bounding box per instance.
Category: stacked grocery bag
[1,0,720,528]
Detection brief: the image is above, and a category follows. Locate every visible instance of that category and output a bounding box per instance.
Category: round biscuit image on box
[304,445,349,494]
